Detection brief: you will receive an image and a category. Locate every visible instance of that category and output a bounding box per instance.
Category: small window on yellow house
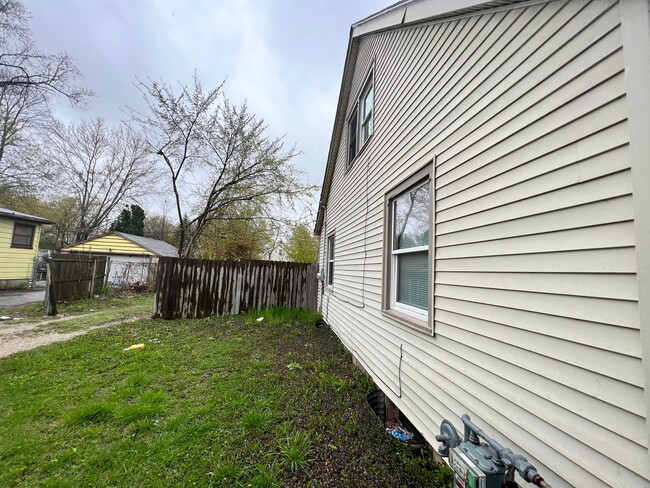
[11,223,35,249]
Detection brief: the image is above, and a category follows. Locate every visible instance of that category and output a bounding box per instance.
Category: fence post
[30,255,38,290]
[44,258,57,316]
[105,256,111,286]
[90,257,98,296]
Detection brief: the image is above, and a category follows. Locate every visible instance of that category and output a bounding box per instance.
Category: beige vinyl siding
[320,1,648,487]
[0,217,41,281]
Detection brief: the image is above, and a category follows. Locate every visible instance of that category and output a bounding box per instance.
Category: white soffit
[352,0,527,39]
[352,5,407,37]
[404,0,496,24]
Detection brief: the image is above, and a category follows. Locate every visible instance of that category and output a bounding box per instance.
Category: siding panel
[319,1,647,486]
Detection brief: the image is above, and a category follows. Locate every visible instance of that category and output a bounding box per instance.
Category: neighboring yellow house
[61,231,177,285]
[0,207,51,289]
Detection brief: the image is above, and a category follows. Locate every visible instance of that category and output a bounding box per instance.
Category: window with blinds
[391,181,429,317]
[382,163,433,331]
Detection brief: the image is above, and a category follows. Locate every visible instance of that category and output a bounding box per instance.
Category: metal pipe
[461,415,553,488]
[461,414,505,452]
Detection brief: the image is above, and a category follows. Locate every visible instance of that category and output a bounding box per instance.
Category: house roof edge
[0,207,52,224]
[314,0,528,236]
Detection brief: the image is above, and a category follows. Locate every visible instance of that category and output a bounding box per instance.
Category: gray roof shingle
[113,232,178,257]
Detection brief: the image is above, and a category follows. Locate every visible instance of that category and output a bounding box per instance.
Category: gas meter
[449,447,489,488]
[436,415,553,488]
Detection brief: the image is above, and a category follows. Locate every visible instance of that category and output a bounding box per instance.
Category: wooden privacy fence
[44,254,107,315]
[153,258,318,319]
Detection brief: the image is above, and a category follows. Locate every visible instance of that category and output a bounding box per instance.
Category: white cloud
[25,0,388,206]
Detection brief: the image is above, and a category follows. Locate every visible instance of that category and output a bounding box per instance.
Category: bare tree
[45,117,155,241]
[0,1,89,102]
[128,74,315,257]
[0,83,52,193]
[0,0,90,193]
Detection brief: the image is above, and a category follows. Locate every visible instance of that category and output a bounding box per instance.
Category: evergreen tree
[110,204,145,236]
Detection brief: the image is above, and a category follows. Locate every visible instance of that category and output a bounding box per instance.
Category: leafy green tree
[39,197,78,248]
[194,204,271,261]
[0,194,78,249]
[144,212,178,246]
[110,204,145,236]
[129,74,315,257]
[283,222,319,263]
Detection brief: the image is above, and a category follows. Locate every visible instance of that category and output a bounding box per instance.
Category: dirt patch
[0,316,142,359]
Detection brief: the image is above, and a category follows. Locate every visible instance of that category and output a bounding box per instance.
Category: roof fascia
[314,0,532,235]
[351,0,512,38]
[315,27,360,235]
[0,211,52,225]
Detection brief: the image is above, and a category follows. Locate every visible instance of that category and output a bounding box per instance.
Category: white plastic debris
[256,317,264,322]
[0,316,11,321]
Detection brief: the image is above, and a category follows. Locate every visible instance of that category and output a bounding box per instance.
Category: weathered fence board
[44,254,107,315]
[153,258,318,319]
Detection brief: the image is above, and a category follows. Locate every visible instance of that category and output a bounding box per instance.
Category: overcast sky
[25,0,389,205]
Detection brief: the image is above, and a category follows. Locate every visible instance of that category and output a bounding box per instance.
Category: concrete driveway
[0,283,45,310]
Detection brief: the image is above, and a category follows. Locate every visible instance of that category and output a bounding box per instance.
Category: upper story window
[360,79,373,144]
[347,72,374,166]
[11,223,35,249]
[348,110,358,164]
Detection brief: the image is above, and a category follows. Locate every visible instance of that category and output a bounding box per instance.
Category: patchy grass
[1,292,153,322]
[0,293,153,335]
[0,307,452,487]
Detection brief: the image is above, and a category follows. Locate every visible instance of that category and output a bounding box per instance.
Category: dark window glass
[11,223,35,248]
[348,109,358,164]
[327,235,335,286]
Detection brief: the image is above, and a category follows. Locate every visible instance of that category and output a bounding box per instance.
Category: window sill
[381,308,431,334]
[11,244,33,250]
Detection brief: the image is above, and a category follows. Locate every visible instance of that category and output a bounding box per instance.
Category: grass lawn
[0,300,452,487]
[2,293,154,328]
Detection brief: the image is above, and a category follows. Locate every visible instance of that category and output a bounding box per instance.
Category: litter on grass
[0,316,11,321]
[124,343,145,351]
[256,317,264,322]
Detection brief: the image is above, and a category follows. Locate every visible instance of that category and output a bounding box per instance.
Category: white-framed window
[327,234,335,287]
[383,164,432,331]
[347,72,374,167]
[360,78,373,145]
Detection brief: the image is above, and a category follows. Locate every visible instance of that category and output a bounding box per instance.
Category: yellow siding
[62,234,153,256]
[0,217,41,280]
